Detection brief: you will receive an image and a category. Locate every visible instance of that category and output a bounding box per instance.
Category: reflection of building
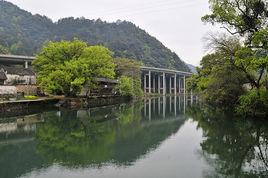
[0,114,44,142]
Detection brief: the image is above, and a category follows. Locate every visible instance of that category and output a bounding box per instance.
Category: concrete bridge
[0,54,192,95]
[0,54,34,68]
[141,66,192,95]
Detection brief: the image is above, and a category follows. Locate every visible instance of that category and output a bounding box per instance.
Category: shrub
[116,76,134,97]
[236,89,268,117]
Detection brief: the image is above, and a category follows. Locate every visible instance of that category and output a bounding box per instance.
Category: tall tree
[189,0,268,115]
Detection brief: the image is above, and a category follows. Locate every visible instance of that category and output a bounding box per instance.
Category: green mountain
[0,0,190,72]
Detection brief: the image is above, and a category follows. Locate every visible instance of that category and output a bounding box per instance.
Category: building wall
[0,86,17,95]
[16,85,37,95]
[4,74,36,85]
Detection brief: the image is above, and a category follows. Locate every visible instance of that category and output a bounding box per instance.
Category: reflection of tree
[187,107,268,177]
[36,102,184,168]
[36,110,116,167]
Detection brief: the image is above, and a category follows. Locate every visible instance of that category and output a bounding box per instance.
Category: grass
[24,95,39,100]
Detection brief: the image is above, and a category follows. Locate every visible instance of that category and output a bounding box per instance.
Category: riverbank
[0,98,59,117]
[0,95,132,118]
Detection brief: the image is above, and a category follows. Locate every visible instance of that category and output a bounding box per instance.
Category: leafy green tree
[188,36,247,108]
[33,40,115,96]
[116,76,134,97]
[190,0,268,115]
[202,0,268,39]
[114,58,143,97]
[202,1,268,91]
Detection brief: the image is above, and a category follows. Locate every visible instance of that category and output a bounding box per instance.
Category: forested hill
[0,1,190,71]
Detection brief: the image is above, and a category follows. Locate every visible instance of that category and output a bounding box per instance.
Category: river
[0,96,267,178]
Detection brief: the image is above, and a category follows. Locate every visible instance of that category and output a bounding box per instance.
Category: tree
[116,76,134,97]
[202,0,268,91]
[188,35,247,108]
[202,0,268,40]
[191,0,268,115]
[33,40,115,96]
[114,58,143,97]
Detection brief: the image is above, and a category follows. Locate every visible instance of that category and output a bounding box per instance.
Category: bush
[236,89,268,117]
[116,76,134,97]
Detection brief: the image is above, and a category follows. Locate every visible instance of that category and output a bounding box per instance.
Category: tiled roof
[94,77,119,84]
[0,71,7,80]
[0,65,35,76]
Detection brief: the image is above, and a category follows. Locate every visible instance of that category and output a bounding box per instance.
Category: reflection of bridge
[143,96,198,120]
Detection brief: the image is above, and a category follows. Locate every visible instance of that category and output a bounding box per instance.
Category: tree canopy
[189,0,268,116]
[33,40,115,96]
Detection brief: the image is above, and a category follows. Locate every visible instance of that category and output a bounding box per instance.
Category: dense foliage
[33,40,115,96]
[114,58,143,97]
[189,0,268,116]
[0,1,189,71]
[116,76,134,97]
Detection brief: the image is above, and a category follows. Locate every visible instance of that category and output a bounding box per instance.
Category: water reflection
[0,96,266,178]
[188,106,268,177]
[143,95,199,120]
[0,96,193,178]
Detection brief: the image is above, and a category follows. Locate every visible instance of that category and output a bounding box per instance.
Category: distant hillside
[0,1,190,72]
[187,64,197,74]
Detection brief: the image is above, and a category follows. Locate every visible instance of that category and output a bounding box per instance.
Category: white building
[0,65,36,85]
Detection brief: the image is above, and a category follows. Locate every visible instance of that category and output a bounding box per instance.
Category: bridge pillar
[143,73,146,93]
[178,76,181,94]
[162,72,166,95]
[158,74,161,94]
[148,70,151,94]
[169,76,172,94]
[174,74,177,95]
[184,75,186,95]
[153,74,156,93]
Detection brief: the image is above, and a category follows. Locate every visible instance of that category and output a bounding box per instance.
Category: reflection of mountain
[0,98,186,178]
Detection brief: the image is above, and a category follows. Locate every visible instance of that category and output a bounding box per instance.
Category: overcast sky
[8,0,219,66]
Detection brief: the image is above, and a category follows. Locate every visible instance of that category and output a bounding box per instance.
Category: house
[80,78,119,96]
[0,69,7,85]
[0,65,36,85]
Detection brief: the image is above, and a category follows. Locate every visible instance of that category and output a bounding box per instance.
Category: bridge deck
[141,66,192,76]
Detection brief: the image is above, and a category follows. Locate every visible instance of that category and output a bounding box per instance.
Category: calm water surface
[0,96,267,178]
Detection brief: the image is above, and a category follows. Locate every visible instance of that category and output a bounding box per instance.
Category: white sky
[7,0,219,66]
